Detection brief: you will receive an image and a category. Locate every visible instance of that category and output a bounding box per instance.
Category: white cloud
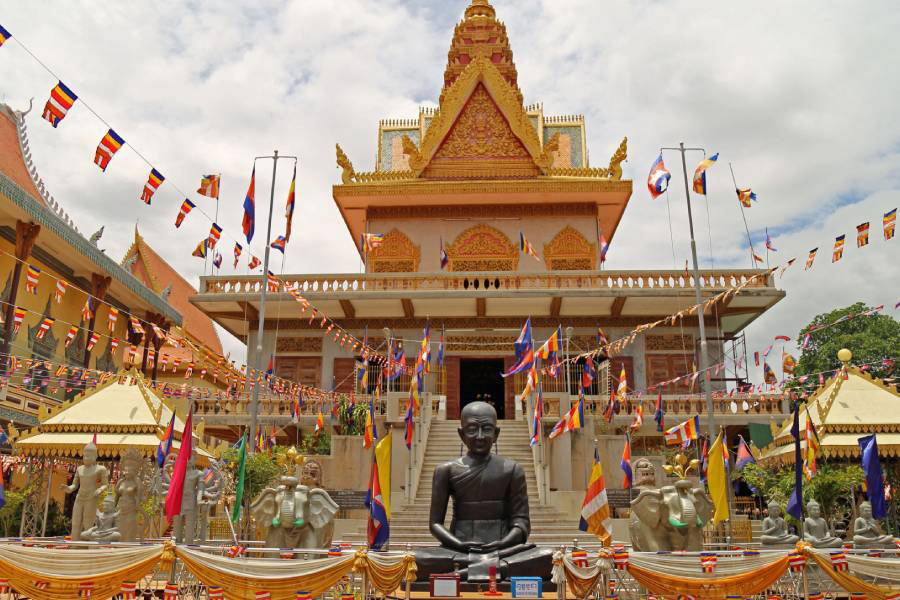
[1,0,898,380]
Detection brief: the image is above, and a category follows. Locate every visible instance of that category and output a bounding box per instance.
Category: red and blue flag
[271,235,287,254]
[647,154,671,199]
[243,167,256,243]
[0,24,11,47]
[157,411,176,467]
[621,435,632,489]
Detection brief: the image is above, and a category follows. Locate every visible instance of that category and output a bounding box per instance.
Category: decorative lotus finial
[662,453,700,480]
[276,446,306,474]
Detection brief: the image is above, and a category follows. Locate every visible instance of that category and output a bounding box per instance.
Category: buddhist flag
[439,238,449,270]
[785,404,804,520]
[363,395,377,449]
[549,396,584,439]
[736,188,757,207]
[208,223,222,249]
[520,232,541,261]
[804,408,819,480]
[141,169,164,205]
[0,24,11,47]
[65,326,78,347]
[25,265,40,295]
[242,167,256,243]
[233,243,243,268]
[804,248,818,270]
[94,129,125,172]
[752,252,764,265]
[621,435,633,489]
[707,430,730,524]
[692,153,718,195]
[42,81,77,128]
[832,235,845,263]
[365,431,391,550]
[174,199,195,228]
[316,412,325,434]
[248,255,261,270]
[404,386,415,450]
[647,154,671,199]
[361,233,385,252]
[36,317,54,339]
[857,222,870,247]
[54,280,67,303]
[284,164,296,242]
[192,239,208,258]
[579,449,612,546]
[782,352,796,375]
[531,380,543,447]
[197,174,220,199]
[885,208,896,240]
[664,415,700,446]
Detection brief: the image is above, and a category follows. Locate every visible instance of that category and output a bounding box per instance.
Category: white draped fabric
[176,545,356,580]
[825,550,900,582]
[0,543,163,577]
[627,551,787,578]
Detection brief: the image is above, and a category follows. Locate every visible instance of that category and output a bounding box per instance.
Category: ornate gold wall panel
[367,203,596,220]
[543,226,596,271]
[275,337,324,353]
[367,228,421,273]
[645,334,695,351]
[446,224,518,272]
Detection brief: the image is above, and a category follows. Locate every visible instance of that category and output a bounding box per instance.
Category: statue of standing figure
[114,449,143,542]
[803,499,841,548]
[760,501,799,546]
[63,440,109,540]
[852,501,896,548]
[161,450,205,544]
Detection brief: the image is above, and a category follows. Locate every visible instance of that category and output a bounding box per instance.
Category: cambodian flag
[242,167,256,243]
[157,412,176,467]
[765,229,777,252]
[654,389,665,432]
[647,154,671,199]
[271,235,287,254]
[0,463,5,509]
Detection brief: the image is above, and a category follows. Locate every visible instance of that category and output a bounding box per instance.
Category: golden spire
[443,0,518,100]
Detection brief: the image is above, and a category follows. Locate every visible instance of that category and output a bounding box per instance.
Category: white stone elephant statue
[629,479,714,551]
[250,475,339,549]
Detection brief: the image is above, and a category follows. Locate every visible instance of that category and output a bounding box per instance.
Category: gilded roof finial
[466,0,496,20]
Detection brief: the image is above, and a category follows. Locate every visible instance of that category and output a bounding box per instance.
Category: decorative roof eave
[0,171,182,325]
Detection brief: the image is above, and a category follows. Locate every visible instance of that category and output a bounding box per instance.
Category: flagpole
[663,142,716,442]
[728,163,756,269]
[249,150,298,454]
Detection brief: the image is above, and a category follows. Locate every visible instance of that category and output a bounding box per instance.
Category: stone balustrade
[198,269,774,296]
[540,393,786,418]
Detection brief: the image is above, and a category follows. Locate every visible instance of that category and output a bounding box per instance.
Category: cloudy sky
[1,1,898,382]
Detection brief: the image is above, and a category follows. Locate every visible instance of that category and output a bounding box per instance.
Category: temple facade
[192,0,787,507]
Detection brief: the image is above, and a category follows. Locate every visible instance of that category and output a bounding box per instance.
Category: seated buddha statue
[415,401,553,582]
[761,501,798,546]
[852,501,896,548]
[803,499,841,548]
[81,496,121,543]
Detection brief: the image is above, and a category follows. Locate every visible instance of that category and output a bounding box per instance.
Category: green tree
[223,447,280,503]
[334,395,369,436]
[795,302,900,381]
[0,490,26,536]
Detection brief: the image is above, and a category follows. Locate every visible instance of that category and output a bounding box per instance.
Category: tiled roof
[0,106,43,204]
[123,227,222,354]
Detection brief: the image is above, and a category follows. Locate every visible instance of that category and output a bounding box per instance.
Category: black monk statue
[416,401,553,581]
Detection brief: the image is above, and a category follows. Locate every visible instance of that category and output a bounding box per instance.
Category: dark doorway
[459,359,506,420]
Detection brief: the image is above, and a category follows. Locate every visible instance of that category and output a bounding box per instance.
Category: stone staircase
[342,418,596,548]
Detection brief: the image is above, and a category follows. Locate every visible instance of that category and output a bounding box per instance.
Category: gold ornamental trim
[333,178,633,197]
[367,228,421,273]
[543,225,596,271]
[446,223,518,272]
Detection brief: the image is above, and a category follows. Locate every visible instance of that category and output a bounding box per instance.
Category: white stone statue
[761,501,799,546]
[81,496,121,542]
[803,499,841,548]
[63,440,110,540]
[161,450,205,544]
[115,449,143,542]
[250,475,339,549]
[852,501,896,548]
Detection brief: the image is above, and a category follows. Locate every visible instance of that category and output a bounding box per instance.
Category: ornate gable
[367,228,421,272]
[403,56,555,180]
[543,226,596,270]
[446,224,518,272]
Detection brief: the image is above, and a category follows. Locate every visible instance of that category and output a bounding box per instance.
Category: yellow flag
[375,431,392,519]
[707,430,730,524]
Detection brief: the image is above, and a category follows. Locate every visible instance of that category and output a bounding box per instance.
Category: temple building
[0,102,231,436]
[192,0,787,528]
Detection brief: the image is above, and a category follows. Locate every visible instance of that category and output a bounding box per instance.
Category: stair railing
[406,390,434,503]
